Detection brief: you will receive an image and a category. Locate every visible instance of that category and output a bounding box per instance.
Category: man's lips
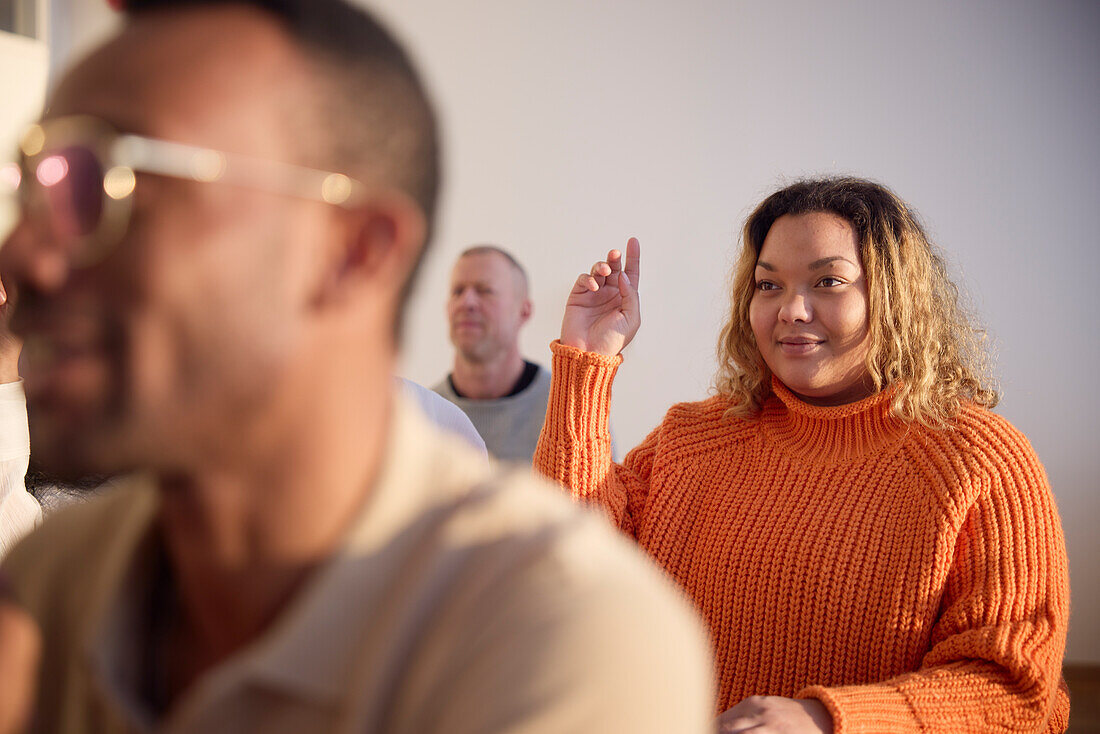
[22,333,103,371]
[18,311,112,377]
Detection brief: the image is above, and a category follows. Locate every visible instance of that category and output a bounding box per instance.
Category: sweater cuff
[798,684,918,734]
[548,340,622,413]
[544,340,621,444]
[549,340,624,370]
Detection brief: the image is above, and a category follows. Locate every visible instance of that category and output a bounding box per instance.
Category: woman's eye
[818,276,844,287]
[755,281,778,291]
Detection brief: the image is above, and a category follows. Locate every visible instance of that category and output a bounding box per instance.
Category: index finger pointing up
[624,237,640,290]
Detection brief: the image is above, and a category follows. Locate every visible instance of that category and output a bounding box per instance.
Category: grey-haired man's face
[446,252,528,363]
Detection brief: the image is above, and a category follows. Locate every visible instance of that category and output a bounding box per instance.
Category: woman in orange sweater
[534,177,1070,733]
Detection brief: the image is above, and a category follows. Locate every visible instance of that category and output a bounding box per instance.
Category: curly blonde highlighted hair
[716,176,998,427]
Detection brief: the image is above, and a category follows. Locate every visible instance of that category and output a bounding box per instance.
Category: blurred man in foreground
[0,1,712,731]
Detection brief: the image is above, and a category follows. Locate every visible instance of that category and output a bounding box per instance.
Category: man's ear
[519,298,533,324]
[314,190,427,311]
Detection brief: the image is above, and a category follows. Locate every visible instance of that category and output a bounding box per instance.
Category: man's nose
[457,287,479,307]
[778,291,812,323]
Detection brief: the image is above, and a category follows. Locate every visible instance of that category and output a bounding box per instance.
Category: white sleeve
[0,380,40,559]
[397,379,489,461]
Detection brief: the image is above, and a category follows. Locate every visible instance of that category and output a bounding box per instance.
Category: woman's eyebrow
[756,257,856,272]
[809,256,857,270]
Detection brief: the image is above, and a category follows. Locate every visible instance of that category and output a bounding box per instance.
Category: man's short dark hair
[125,0,441,319]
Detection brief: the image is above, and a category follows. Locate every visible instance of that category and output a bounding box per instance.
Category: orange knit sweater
[534,342,1070,733]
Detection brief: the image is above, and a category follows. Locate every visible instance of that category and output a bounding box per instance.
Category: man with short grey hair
[433,246,553,463]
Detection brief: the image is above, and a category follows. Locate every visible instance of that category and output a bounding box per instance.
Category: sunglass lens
[36,145,104,240]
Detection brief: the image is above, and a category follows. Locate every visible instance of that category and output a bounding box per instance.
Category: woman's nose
[778,291,812,323]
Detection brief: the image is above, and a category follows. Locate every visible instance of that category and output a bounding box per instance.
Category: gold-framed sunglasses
[0,115,368,267]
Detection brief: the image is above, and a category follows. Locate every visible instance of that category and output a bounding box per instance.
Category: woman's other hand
[560,238,640,357]
[715,696,833,734]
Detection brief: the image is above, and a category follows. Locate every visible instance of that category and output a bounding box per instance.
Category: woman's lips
[777,339,823,356]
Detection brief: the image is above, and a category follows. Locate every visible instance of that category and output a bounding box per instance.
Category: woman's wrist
[550,339,624,366]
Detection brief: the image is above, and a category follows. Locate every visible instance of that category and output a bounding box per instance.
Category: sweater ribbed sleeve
[534,341,649,536]
[798,416,1071,733]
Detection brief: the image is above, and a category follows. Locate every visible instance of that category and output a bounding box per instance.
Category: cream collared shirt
[3,395,714,733]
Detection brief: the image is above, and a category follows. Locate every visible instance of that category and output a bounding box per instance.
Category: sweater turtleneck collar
[759,377,911,463]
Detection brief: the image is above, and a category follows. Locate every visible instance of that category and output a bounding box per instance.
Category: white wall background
[41,0,1100,663]
[0,27,48,235]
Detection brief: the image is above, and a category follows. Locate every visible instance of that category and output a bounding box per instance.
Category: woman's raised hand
[560,238,641,357]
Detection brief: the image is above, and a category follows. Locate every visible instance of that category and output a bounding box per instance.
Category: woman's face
[749,211,874,406]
